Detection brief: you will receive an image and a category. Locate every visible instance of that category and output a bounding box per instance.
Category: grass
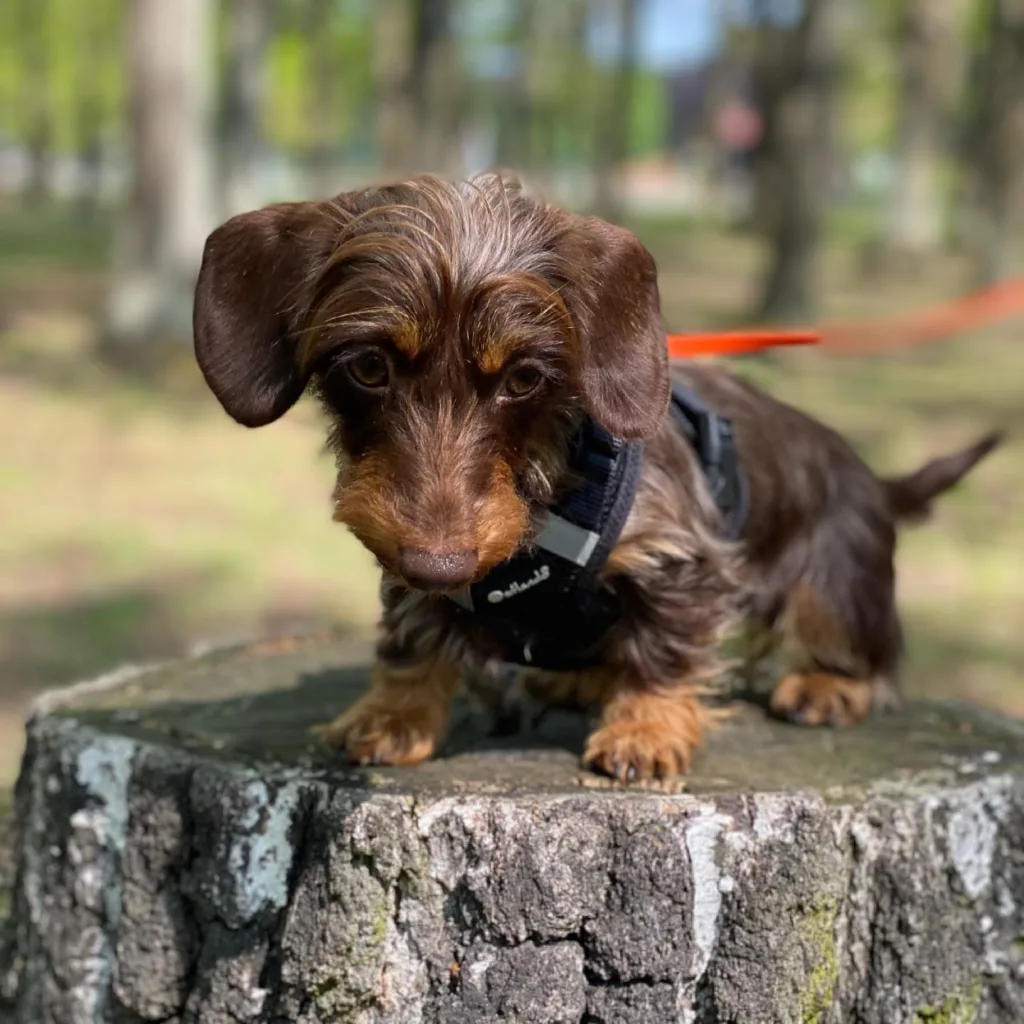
[0,199,1022,805]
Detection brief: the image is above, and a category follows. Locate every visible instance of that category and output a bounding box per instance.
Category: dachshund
[193,172,1001,781]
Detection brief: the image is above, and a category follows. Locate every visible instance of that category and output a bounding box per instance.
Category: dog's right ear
[548,213,670,442]
[193,201,337,427]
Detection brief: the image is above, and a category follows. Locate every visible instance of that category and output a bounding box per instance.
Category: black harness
[447,381,748,671]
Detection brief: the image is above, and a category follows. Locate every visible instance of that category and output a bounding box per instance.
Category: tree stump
[2,633,1023,1024]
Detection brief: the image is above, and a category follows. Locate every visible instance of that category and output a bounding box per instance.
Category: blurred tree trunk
[753,0,838,323]
[748,0,782,237]
[491,0,574,191]
[696,67,731,220]
[868,0,967,274]
[75,93,104,219]
[220,0,269,216]
[964,0,1024,285]
[412,0,462,174]
[373,0,417,176]
[593,0,641,222]
[564,0,593,181]
[104,0,216,352]
[692,1,735,221]
[19,0,52,202]
[74,4,109,220]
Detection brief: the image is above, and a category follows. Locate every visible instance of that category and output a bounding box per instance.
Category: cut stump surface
[2,633,1024,1023]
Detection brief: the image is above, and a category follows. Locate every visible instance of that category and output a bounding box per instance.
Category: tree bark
[753,0,838,324]
[964,0,1024,285]
[493,0,582,189]
[220,0,270,217]
[3,634,1024,1022]
[104,0,216,350]
[870,0,968,274]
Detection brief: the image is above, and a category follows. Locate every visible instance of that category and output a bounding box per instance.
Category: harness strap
[668,381,749,541]
[446,382,747,670]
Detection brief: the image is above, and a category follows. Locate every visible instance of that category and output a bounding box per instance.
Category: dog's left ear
[193,198,344,428]
[554,215,670,441]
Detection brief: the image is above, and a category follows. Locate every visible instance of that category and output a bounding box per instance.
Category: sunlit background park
[1,0,1022,851]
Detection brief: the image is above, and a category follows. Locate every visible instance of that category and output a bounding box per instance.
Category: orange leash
[666,275,1024,359]
[667,329,820,358]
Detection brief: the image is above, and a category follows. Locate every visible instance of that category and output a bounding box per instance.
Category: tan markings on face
[475,334,526,376]
[474,458,531,571]
[298,291,423,371]
[388,321,423,360]
[331,452,404,567]
[334,451,529,580]
[468,273,573,376]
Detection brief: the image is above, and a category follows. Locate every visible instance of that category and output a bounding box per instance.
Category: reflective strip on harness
[534,512,601,567]
[447,511,601,614]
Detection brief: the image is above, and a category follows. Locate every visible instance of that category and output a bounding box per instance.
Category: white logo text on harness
[487,564,551,604]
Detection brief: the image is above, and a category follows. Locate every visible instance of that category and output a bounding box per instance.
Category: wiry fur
[192,171,1002,781]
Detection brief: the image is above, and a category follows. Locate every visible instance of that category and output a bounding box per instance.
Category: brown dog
[193,172,1001,781]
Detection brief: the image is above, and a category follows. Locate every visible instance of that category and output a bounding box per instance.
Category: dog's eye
[347,352,389,390]
[503,366,543,400]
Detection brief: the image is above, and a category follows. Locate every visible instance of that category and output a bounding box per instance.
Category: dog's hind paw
[769,671,874,727]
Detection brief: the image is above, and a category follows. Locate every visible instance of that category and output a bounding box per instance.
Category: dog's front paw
[770,671,873,727]
[583,720,699,782]
[582,687,706,782]
[312,698,442,766]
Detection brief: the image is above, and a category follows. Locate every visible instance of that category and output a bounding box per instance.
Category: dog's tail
[883,431,1004,523]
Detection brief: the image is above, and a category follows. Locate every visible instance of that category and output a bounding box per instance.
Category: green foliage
[0,0,123,152]
[264,2,374,152]
[840,4,896,153]
[629,71,668,158]
[266,29,315,149]
[0,0,986,181]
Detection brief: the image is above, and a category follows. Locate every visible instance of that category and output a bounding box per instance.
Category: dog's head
[194,173,669,591]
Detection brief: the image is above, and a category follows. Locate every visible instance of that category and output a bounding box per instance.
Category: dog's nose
[398,547,479,591]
